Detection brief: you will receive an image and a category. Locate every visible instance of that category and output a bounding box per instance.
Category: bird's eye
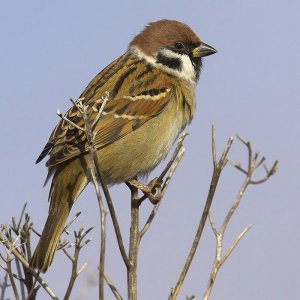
[174,42,184,50]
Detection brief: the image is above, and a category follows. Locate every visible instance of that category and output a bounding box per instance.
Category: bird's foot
[127,177,162,204]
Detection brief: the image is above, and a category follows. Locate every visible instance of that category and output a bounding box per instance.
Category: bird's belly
[96,102,184,184]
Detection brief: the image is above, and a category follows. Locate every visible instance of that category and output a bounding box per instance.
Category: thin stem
[57,109,85,132]
[63,212,81,234]
[94,157,130,269]
[168,129,234,300]
[17,203,27,233]
[127,185,140,300]
[0,236,58,299]
[104,273,123,300]
[208,213,218,237]
[63,227,91,300]
[139,132,188,242]
[87,141,108,300]
[63,245,80,300]
[221,224,252,265]
[219,136,255,237]
[26,274,39,300]
[203,135,278,300]
[156,132,188,183]
[220,176,251,236]
[0,273,9,300]
[99,204,107,300]
[139,146,185,241]
[6,255,20,300]
[203,224,252,300]
[15,257,26,300]
[92,92,110,129]
[212,124,217,169]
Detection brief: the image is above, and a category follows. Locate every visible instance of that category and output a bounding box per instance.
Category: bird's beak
[192,42,217,58]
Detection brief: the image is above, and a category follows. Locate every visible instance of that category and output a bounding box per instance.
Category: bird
[30,19,216,272]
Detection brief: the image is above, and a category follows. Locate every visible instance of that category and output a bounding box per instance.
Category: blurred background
[1,0,299,299]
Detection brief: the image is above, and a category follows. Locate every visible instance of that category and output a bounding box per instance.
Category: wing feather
[38,51,174,167]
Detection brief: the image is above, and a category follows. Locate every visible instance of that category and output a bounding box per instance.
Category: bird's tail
[30,159,88,273]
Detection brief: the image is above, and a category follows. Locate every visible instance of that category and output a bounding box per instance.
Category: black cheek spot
[156,53,182,71]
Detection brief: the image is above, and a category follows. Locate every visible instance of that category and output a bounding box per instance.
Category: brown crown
[130,19,201,56]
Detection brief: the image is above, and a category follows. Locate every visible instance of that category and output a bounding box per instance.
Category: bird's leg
[127,177,162,205]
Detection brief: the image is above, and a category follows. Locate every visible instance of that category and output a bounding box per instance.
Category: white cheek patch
[131,46,156,64]
[130,46,196,86]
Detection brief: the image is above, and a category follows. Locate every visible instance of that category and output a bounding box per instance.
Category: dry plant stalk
[125,132,187,300]
[0,205,59,299]
[62,226,93,300]
[203,135,278,300]
[58,93,109,300]
[0,204,93,300]
[169,126,278,300]
[169,125,233,300]
[104,272,123,300]
[0,273,9,300]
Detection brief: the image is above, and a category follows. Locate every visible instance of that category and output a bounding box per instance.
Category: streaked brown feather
[38,51,175,167]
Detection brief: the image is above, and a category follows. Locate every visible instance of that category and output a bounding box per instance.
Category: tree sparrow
[30,19,216,272]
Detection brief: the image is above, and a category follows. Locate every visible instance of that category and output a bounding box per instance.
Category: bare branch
[139,140,186,240]
[203,134,278,300]
[63,249,74,262]
[0,234,59,299]
[92,91,110,129]
[255,156,266,169]
[94,156,131,269]
[77,263,88,276]
[250,160,279,184]
[208,213,218,237]
[6,253,19,300]
[56,109,85,132]
[230,161,248,175]
[221,224,252,265]
[17,203,27,233]
[63,227,92,300]
[169,127,234,300]
[127,184,140,300]
[212,124,217,169]
[69,97,85,113]
[64,212,82,234]
[26,274,39,300]
[0,273,10,300]
[104,273,123,300]
[156,132,188,183]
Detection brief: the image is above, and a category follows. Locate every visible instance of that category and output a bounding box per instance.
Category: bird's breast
[95,95,190,184]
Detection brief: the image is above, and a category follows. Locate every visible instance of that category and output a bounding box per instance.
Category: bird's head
[130,19,217,85]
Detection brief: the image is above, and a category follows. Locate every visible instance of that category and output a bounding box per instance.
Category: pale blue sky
[1,1,299,299]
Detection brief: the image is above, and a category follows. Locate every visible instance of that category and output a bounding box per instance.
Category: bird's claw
[128,177,162,204]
